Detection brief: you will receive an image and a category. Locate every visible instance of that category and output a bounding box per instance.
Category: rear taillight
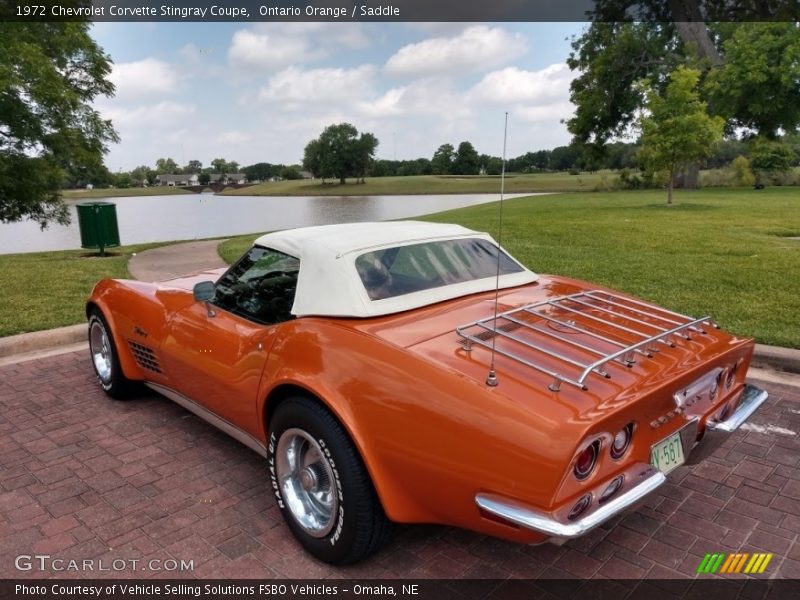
[610,423,634,460]
[568,494,592,520]
[600,475,625,503]
[574,441,599,480]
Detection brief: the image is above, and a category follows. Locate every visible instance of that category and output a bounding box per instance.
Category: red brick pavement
[2,350,800,580]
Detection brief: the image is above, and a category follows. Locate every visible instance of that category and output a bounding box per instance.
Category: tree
[453,142,480,175]
[129,165,154,187]
[302,139,330,181]
[638,67,724,205]
[431,143,455,175]
[156,158,180,174]
[748,136,795,186]
[566,15,800,184]
[243,162,276,182]
[210,158,237,174]
[485,157,504,176]
[281,166,302,180]
[303,123,378,185]
[354,133,378,183]
[198,172,211,186]
[0,22,117,227]
[185,160,203,173]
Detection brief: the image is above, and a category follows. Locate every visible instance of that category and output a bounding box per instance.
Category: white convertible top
[254,221,538,318]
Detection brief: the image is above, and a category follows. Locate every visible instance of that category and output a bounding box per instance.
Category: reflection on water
[0,193,535,254]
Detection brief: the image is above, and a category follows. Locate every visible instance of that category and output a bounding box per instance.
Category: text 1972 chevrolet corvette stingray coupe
[87,221,768,564]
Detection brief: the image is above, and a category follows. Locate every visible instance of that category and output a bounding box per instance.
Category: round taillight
[600,475,625,503]
[726,363,738,389]
[610,423,633,460]
[568,494,592,521]
[574,441,599,480]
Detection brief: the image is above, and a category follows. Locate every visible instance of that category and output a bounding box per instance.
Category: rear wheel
[268,396,392,564]
[88,309,133,399]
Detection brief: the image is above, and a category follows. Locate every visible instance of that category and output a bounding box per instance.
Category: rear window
[355,238,524,301]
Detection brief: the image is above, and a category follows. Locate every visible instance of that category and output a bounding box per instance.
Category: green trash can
[76,202,120,256]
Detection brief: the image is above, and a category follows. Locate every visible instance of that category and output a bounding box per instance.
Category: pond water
[0,193,537,254]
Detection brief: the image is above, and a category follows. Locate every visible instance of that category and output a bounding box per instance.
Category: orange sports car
[86,221,768,564]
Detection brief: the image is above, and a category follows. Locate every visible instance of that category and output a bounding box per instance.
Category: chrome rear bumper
[475,468,665,539]
[707,383,769,432]
[475,384,768,540]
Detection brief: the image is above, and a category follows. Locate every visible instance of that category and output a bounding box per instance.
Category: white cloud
[359,79,471,121]
[217,130,252,145]
[385,26,527,76]
[228,23,370,71]
[258,65,377,107]
[101,101,195,128]
[228,30,321,70]
[469,64,573,105]
[109,58,178,100]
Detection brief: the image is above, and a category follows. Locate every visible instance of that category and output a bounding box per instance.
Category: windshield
[355,238,524,301]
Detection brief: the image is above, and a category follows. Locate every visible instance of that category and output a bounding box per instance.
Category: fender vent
[129,342,162,374]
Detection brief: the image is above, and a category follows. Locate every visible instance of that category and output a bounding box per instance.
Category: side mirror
[193,281,216,317]
[193,281,216,302]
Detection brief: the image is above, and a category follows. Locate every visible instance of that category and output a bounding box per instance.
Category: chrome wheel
[276,428,338,538]
[89,320,113,384]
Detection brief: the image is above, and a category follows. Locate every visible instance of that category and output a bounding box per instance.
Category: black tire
[87,309,134,399]
[268,396,393,564]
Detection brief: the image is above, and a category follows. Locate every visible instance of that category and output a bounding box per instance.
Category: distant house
[156,174,199,186]
[299,170,314,179]
[208,173,247,185]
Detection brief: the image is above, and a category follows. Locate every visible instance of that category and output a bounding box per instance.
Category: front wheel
[88,309,133,399]
[268,396,392,564]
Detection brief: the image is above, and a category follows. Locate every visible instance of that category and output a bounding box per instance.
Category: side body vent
[129,341,163,374]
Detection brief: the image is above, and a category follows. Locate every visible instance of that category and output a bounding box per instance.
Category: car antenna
[486,112,509,388]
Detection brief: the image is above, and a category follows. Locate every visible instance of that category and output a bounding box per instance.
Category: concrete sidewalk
[128,239,227,282]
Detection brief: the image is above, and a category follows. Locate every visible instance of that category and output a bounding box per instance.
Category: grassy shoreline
[62,186,192,199]
[3,187,798,347]
[221,172,612,196]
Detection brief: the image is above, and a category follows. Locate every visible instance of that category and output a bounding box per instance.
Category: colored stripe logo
[697,552,773,574]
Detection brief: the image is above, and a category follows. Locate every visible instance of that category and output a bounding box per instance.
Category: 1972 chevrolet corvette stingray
[87,221,768,564]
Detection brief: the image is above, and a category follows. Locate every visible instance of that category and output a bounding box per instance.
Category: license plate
[651,432,685,474]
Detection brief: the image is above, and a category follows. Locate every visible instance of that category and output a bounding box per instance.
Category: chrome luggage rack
[456,290,716,391]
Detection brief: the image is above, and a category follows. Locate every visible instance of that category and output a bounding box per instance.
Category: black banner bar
[3,0,800,22]
[3,579,800,600]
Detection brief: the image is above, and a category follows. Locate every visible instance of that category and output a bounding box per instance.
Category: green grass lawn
[62,186,192,199]
[0,243,166,336]
[221,172,613,196]
[218,187,800,348]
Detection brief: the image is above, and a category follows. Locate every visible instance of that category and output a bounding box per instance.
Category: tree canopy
[0,22,117,227]
[638,67,724,204]
[567,18,800,173]
[302,123,378,184]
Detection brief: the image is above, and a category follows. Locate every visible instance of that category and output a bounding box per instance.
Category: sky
[90,22,586,172]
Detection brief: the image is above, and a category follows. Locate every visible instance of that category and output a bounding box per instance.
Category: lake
[0,193,536,254]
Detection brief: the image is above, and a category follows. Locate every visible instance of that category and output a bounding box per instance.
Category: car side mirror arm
[193,281,217,318]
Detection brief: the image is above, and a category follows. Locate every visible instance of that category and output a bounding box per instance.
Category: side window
[212,246,299,324]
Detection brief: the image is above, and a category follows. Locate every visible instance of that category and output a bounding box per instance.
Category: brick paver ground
[2,350,800,580]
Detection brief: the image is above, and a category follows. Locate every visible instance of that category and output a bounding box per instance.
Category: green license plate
[651,432,685,474]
